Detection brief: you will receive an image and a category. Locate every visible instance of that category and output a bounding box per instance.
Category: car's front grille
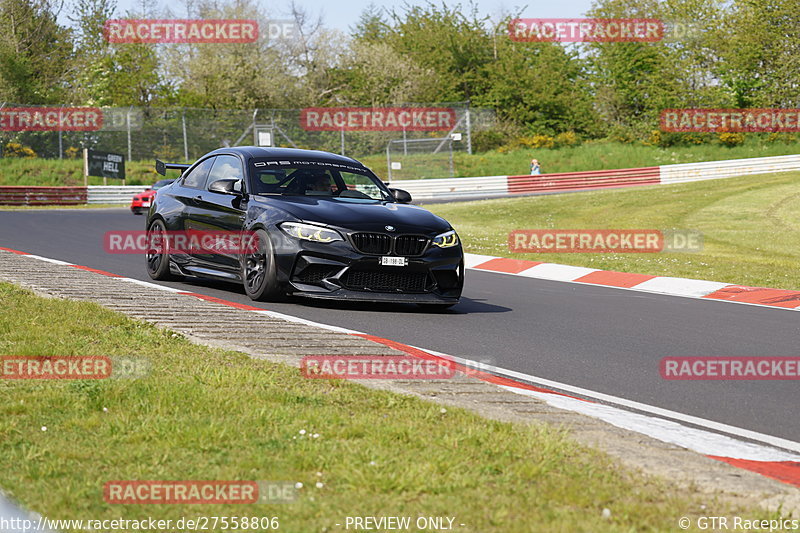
[394,235,428,256]
[295,264,339,284]
[351,233,391,255]
[350,233,429,256]
[343,270,429,292]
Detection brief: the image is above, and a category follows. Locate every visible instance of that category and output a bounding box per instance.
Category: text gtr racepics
[145,147,464,308]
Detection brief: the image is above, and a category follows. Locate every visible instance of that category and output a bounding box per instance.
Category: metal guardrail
[394,154,800,202]
[660,154,800,184]
[86,185,148,204]
[0,186,86,206]
[3,153,799,206]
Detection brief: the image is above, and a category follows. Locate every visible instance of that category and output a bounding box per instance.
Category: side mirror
[209,178,243,196]
[390,188,412,204]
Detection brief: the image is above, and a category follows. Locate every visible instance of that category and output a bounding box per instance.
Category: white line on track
[14,249,800,462]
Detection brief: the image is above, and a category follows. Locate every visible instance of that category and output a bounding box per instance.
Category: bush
[646,131,709,147]
[764,132,799,144]
[65,146,80,159]
[718,132,745,147]
[2,142,37,158]
[519,134,555,149]
[554,131,579,147]
[472,130,507,152]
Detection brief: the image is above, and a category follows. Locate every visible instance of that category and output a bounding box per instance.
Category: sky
[58,0,597,32]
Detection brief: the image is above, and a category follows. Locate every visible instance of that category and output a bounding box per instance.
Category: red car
[130,179,174,215]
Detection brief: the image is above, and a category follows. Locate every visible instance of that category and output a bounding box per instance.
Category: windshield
[249,161,393,202]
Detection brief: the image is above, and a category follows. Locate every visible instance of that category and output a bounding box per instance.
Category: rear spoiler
[155,159,192,176]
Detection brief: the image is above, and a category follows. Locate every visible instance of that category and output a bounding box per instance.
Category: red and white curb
[2,245,800,489]
[465,253,800,311]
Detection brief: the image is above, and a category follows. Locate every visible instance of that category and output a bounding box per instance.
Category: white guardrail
[85,154,800,204]
[658,154,800,184]
[87,185,148,204]
[392,153,800,201]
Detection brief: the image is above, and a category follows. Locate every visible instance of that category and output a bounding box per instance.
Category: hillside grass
[0,282,766,532]
[427,170,800,290]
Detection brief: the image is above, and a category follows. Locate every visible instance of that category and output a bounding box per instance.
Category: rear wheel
[242,229,285,301]
[146,219,182,281]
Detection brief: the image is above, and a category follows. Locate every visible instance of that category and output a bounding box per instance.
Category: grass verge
[0,282,768,531]
[427,171,800,290]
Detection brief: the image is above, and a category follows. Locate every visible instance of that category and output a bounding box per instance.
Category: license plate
[141,201,151,207]
[380,256,408,267]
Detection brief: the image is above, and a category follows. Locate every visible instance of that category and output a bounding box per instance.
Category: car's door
[187,154,248,272]
[173,156,215,228]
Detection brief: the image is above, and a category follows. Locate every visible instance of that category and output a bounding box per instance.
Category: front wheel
[146,219,182,281]
[242,229,285,301]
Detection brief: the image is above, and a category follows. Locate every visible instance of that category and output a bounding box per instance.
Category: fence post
[449,139,454,176]
[340,126,345,156]
[182,110,189,161]
[465,103,472,155]
[0,102,5,158]
[58,104,64,159]
[386,142,392,181]
[126,106,133,162]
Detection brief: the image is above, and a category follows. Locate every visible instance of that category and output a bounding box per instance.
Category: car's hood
[254,196,452,234]
[135,190,156,199]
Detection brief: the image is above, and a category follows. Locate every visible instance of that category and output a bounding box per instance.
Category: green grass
[0,158,161,186]
[428,171,800,291]
[0,282,769,532]
[1,139,798,185]
[361,138,800,179]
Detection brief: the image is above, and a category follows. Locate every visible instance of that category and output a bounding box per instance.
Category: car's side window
[182,157,215,189]
[207,155,244,192]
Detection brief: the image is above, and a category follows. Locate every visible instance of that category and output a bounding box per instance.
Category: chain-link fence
[0,103,495,179]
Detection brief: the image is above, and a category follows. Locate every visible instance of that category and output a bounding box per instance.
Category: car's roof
[207,146,365,167]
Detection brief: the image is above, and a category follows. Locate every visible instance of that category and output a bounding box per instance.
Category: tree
[476,22,598,136]
[0,0,73,103]
[713,0,800,107]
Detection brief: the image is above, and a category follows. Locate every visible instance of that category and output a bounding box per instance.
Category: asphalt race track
[2,208,799,445]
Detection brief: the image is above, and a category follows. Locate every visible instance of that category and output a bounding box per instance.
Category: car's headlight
[280,222,343,243]
[432,230,459,248]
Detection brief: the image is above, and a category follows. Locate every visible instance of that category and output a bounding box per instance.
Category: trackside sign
[0,107,103,131]
[300,107,457,131]
[87,150,126,180]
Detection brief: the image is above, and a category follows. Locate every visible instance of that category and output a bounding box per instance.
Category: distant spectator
[530,158,541,175]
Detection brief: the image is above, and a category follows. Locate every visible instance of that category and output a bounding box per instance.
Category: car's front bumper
[272,231,464,303]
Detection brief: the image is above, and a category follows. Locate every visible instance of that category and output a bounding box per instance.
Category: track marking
[4,246,800,486]
[465,253,800,312]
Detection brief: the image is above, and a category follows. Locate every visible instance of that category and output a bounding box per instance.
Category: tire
[417,303,457,312]
[242,229,285,301]
[145,219,182,281]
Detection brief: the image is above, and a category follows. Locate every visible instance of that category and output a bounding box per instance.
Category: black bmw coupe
[145,147,463,308]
